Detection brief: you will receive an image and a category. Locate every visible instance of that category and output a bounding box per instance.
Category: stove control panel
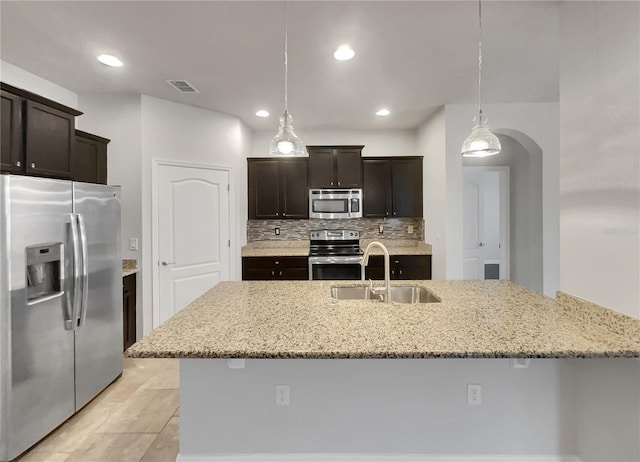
[310,229,359,241]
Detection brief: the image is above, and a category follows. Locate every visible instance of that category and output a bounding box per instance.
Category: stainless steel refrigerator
[0,175,122,462]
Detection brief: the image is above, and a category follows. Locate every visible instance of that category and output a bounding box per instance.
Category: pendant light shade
[461,113,501,157]
[270,110,305,156]
[271,4,305,156]
[461,0,501,158]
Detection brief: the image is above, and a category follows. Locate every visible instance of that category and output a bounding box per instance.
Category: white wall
[445,103,560,297]
[559,1,639,319]
[558,3,640,461]
[250,129,417,158]
[0,60,78,110]
[416,108,447,278]
[140,95,252,335]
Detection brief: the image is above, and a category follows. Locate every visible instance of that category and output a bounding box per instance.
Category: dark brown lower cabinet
[242,256,309,280]
[364,255,432,280]
[123,273,137,351]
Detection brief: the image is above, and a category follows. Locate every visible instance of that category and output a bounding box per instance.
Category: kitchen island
[126,280,640,461]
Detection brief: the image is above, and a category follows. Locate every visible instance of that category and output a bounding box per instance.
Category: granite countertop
[241,239,432,257]
[125,280,640,359]
[122,259,138,277]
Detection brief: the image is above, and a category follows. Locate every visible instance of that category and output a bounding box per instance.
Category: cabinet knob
[391,270,395,275]
[395,260,400,264]
[330,182,334,186]
[271,270,275,276]
[337,182,341,186]
[275,261,279,265]
[385,212,389,216]
[399,269,403,275]
[283,213,286,216]
[393,211,397,216]
[275,212,279,216]
[279,271,283,276]
[31,162,36,168]
[15,161,21,167]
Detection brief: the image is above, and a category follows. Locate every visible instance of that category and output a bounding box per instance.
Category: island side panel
[179,358,567,457]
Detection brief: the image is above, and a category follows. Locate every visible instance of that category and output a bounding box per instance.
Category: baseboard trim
[176,453,582,462]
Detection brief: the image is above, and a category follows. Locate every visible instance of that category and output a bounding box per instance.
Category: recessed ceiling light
[256,110,270,118]
[334,45,355,61]
[97,54,123,68]
[376,108,390,117]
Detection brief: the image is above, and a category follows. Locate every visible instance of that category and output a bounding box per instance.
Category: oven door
[309,256,364,281]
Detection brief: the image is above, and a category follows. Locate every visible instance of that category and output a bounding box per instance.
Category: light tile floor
[16,358,180,462]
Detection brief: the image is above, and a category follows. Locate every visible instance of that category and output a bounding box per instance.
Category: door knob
[161,261,175,266]
[478,242,485,247]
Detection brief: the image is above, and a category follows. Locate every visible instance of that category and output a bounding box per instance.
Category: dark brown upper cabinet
[1,82,83,180]
[1,90,23,173]
[362,156,423,218]
[248,158,309,219]
[307,145,363,188]
[73,130,109,184]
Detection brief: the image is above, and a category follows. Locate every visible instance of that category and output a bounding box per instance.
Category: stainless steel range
[308,229,364,280]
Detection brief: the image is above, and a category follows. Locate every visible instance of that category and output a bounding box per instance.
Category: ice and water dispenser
[25,243,63,302]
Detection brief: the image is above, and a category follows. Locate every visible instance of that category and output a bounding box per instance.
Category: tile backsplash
[247,218,424,242]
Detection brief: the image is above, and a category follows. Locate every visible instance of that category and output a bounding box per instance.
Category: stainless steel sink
[330,285,441,304]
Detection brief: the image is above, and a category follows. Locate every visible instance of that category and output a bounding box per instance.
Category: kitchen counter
[241,239,432,257]
[125,280,640,359]
[122,259,138,277]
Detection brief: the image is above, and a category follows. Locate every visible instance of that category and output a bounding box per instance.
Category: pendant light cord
[478,0,483,115]
[284,2,289,113]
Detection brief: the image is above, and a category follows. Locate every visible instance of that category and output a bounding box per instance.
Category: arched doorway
[463,131,544,293]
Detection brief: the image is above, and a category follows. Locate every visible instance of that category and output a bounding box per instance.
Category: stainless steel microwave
[309,189,362,219]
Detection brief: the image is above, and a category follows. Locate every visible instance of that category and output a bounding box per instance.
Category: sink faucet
[361,241,391,303]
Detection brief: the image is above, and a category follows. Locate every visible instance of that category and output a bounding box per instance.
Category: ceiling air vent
[166,80,199,94]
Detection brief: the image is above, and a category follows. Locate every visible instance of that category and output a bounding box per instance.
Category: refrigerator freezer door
[72,182,122,410]
[0,176,75,462]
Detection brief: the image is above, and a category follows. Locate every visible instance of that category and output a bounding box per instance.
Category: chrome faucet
[361,241,391,303]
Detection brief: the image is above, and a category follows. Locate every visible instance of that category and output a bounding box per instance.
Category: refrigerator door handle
[70,213,82,329]
[77,213,89,327]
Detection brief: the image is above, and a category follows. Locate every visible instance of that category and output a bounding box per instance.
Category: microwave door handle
[76,213,89,327]
[69,213,82,330]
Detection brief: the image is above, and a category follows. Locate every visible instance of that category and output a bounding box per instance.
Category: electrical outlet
[128,238,139,251]
[511,358,531,369]
[275,227,280,236]
[407,225,414,234]
[227,359,245,369]
[467,384,482,406]
[275,385,290,405]
[378,224,384,234]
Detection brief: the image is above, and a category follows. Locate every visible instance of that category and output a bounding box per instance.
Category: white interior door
[156,164,230,324]
[463,173,485,280]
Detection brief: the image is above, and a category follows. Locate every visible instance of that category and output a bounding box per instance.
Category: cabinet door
[335,148,362,188]
[307,147,335,188]
[1,91,23,173]
[391,158,423,217]
[248,159,281,219]
[25,100,74,179]
[72,134,108,184]
[363,159,391,217]
[122,274,137,351]
[280,159,308,218]
[394,255,431,280]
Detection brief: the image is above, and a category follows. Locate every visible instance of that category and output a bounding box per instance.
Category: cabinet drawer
[243,256,308,270]
[242,266,309,281]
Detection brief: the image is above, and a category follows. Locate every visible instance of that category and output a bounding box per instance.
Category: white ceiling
[0,1,559,130]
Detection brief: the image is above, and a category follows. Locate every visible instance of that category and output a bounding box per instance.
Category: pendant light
[461,0,501,157]
[270,3,305,156]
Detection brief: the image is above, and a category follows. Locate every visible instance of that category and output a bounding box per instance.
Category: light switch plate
[128,238,139,251]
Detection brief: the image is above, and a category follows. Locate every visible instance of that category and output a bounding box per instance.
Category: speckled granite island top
[126,280,640,359]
